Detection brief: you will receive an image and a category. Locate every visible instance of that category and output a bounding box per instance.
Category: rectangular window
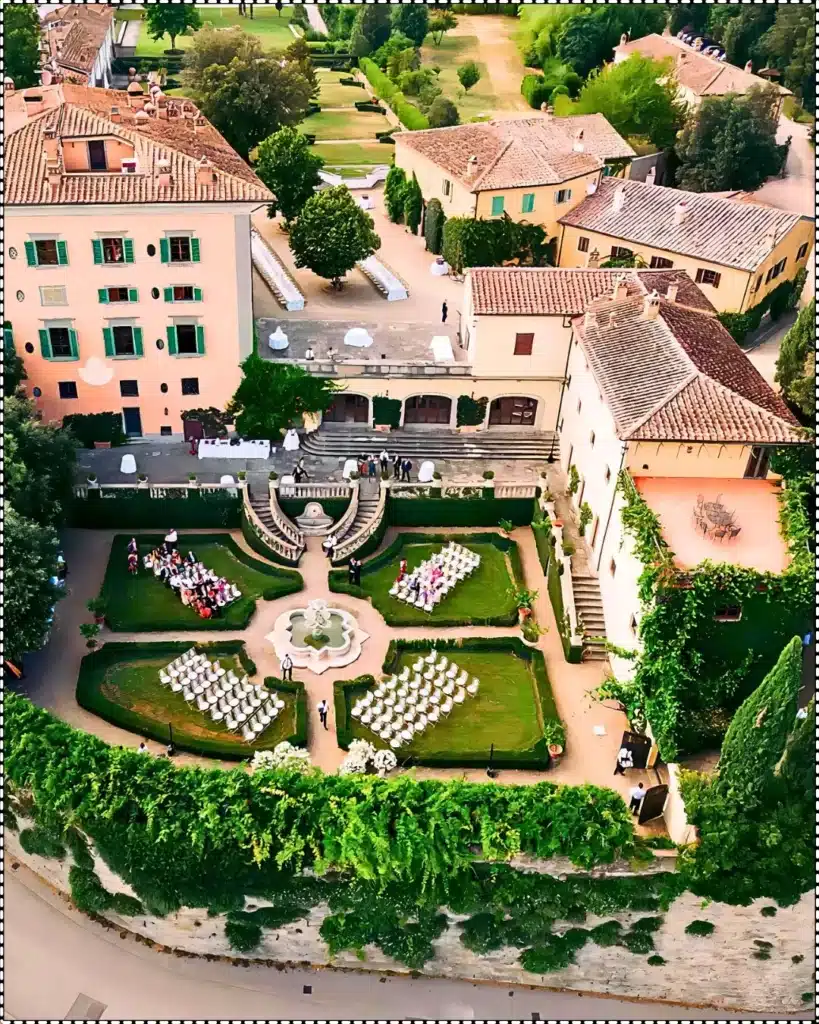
[160,425,173,437]
[119,379,139,397]
[521,193,535,214]
[33,239,60,266]
[442,178,452,197]
[166,236,199,263]
[112,325,136,357]
[490,196,505,216]
[554,188,572,204]
[181,377,200,395]
[649,255,674,269]
[769,257,787,281]
[39,284,68,306]
[58,380,78,399]
[102,237,125,264]
[87,139,107,171]
[695,268,721,288]
[577,236,590,253]
[753,275,762,292]
[176,323,198,354]
[714,605,742,622]
[170,285,201,302]
[610,245,633,259]
[99,286,133,304]
[513,332,534,356]
[797,242,808,261]
[46,326,73,358]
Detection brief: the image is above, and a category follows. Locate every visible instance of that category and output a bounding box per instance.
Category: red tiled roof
[42,5,114,77]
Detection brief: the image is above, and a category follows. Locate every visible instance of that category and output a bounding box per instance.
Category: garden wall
[70,490,241,529]
[387,495,537,528]
[7,827,812,1014]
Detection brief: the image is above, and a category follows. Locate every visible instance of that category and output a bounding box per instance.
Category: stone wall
[6,826,812,1014]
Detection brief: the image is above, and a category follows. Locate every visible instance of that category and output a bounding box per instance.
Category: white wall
[596,489,645,682]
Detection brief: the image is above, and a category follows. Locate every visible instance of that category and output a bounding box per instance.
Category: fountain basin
[267,600,369,674]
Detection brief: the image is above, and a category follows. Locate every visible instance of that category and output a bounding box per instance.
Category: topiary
[225,917,263,953]
[424,197,446,254]
[69,866,112,915]
[19,826,65,860]
[685,919,715,937]
[111,892,144,916]
[622,928,655,954]
[647,954,666,966]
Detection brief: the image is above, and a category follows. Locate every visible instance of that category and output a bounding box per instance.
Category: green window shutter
[25,241,38,266]
[167,325,178,355]
[190,237,201,262]
[491,196,504,216]
[68,329,79,358]
[193,287,203,302]
[123,238,135,263]
[39,329,51,357]
[133,327,144,356]
[164,287,174,302]
[522,193,534,214]
[160,238,170,263]
[92,239,103,264]
[103,327,114,357]
[98,288,109,304]
[56,240,68,265]
[128,288,138,302]
[195,324,205,354]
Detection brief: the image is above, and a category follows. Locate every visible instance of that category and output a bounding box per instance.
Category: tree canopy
[226,356,342,441]
[674,86,783,193]
[353,2,392,53]
[402,173,423,234]
[3,326,27,397]
[427,96,460,129]
[5,395,77,528]
[289,186,381,288]
[391,4,430,47]
[775,299,815,418]
[3,507,63,665]
[5,2,41,88]
[557,4,666,79]
[144,3,202,52]
[384,166,408,224]
[753,5,816,114]
[429,11,458,47]
[457,61,481,93]
[255,127,324,226]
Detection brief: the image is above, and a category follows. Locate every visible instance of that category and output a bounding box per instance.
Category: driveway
[752,113,815,217]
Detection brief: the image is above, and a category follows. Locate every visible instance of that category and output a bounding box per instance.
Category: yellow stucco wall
[473,170,602,240]
[625,441,761,479]
[393,139,477,217]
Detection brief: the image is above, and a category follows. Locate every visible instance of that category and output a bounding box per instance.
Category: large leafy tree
[391,3,430,47]
[5,395,77,528]
[144,3,202,53]
[674,86,782,193]
[3,325,27,397]
[181,25,260,95]
[353,2,392,53]
[283,36,319,99]
[569,54,685,151]
[426,96,460,129]
[5,2,41,88]
[707,3,776,70]
[255,127,324,227]
[457,61,481,93]
[384,165,408,223]
[226,356,342,440]
[775,300,815,418]
[429,10,458,47]
[558,4,666,79]
[753,5,816,114]
[4,507,63,665]
[289,186,381,289]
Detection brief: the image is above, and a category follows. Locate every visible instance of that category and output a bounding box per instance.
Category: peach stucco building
[5,82,273,438]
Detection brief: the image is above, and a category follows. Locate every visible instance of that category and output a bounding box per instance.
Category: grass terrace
[335,638,562,769]
[134,5,299,57]
[101,534,302,632]
[301,109,388,141]
[316,69,366,108]
[76,641,304,759]
[311,141,391,168]
[419,34,498,122]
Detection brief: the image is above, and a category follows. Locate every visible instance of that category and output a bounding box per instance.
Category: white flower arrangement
[372,748,398,775]
[339,740,398,776]
[251,742,311,773]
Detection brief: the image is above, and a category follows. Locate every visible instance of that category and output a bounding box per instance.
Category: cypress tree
[403,173,423,235]
[384,166,407,223]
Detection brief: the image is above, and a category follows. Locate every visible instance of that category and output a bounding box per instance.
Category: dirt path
[449,14,532,115]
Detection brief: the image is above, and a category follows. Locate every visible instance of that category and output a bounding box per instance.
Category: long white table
[198,439,271,460]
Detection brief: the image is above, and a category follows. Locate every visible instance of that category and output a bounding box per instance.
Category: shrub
[482,470,495,480]
[372,395,401,428]
[562,539,576,557]
[239,649,257,677]
[424,197,446,254]
[578,501,593,536]
[403,172,423,234]
[456,394,487,427]
[20,826,66,860]
[427,96,460,128]
[225,917,263,953]
[69,866,112,915]
[622,928,654,953]
[521,73,551,110]
[384,165,407,223]
[63,411,126,448]
[442,214,552,274]
[760,906,777,917]
[111,892,144,916]
[65,827,94,870]
[647,954,666,966]
[589,920,622,946]
[685,919,715,937]
[393,98,429,131]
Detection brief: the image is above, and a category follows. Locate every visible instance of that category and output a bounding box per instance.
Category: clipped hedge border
[75,641,305,760]
[263,676,308,748]
[387,494,539,528]
[69,490,241,529]
[335,636,562,770]
[241,510,301,568]
[329,531,524,626]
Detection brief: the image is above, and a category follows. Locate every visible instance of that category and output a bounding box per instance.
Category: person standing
[628,782,645,815]
[393,452,402,479]
[317,698,329,730]
[367,454,377,478]
[137,740,149,754]
[164,527,178,554]
[352,557,362,586]
[348,559,357,587]
[441,300,448,323]
[614,745,633,776]
[297,456,309,482]
[127,537,138,555]
[379,449,390,476]
[401,458,412,482]
[281,653,294,682]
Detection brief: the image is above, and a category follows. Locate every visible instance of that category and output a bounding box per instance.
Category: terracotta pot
[553,519,563,527]
[519,607,532,622]
[549,744,564,764]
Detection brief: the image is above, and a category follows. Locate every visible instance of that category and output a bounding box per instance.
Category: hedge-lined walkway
[17,527,647,806]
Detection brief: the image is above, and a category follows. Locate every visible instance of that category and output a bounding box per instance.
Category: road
[6,864,804,1022]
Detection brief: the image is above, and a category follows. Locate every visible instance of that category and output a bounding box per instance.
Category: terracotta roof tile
[42,5,114,77]
[559,177,804,271]
[396,114,633,192]
[468,267,715,316]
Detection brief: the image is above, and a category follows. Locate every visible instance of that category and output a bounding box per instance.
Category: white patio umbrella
[268,326,289,351]
[344,327,374,348]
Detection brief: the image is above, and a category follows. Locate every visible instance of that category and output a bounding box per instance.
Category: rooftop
[468,266,716,316]
[559,177,804,272]
[395,114,634,192]
[41,4,114,78]
[634,476,790,574]
[574,290,802,445]
[613,33,790,98]
[5,85,273,206]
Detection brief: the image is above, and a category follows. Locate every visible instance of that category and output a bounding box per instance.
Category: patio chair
[728,525,742,540]
[713,527,728,541]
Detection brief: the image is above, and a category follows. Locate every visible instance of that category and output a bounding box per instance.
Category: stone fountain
[266,598,369,674]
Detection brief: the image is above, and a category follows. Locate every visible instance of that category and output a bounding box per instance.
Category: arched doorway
[404,395,452,425]
[488,396,538,426]
[323,394,369,424]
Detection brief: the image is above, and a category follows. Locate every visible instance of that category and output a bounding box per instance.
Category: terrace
[633,476,790,574]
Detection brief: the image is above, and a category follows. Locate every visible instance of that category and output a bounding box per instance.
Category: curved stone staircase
[245,485,304,563]
[333,480,385,562]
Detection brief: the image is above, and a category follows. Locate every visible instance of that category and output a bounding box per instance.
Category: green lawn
[101,534,302,631]
[355,541,518,627]
[420,35,499,122]
[317,70,367,108]
[311,141,392,166]
[76,641,302,759]
[300,109,388,141]
[324,165,380,179]
[134,6,298,57]
[338,642,560,768]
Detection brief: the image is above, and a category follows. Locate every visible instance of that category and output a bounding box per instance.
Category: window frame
[181,376,200,396]
[521,192,535,214]
[58,380,79,400]
[490,195,505,217]
[577,236,590,253]
[649,255,674,269]
[43,324,77,360]
[87,139,108,171]
[119,379,139,398]
[30,238,67,266]
[695,267,722,288]
[442,178,452,198]
[797,242,808,261]
[513,332,534,356]
[554,188,572,204]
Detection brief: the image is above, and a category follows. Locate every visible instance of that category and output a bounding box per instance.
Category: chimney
[134,109,149,129]
[765,226,778,250]
[155,157,172,187]
[42,125,59,162]
[192,115,207,133]
[466,154,479,180]
[573,129,585,153]
[584,308,597,331]
[586,247,600,270]
[110,105,121,123]
[196,155,215,186]
[666,282,679,303]
[612,186,626,213]
[126,80,144,109]
[611,274,627,302]
[4,76,14,94]
[23,93,45,117]
[744,60,753,74]
[643,290,661,321]
[41,68,53,87]
[673,200,689,226]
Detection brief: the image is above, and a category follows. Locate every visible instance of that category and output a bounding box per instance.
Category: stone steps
[301,428,559,461]
[571,573,608,661]
[249,493,298,550]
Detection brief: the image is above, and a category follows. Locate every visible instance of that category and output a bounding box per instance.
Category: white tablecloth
[198,439,271,460]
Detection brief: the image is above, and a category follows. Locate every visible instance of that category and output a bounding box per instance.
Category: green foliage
[69,866,112,915]
[71,488,240,531]
[403,173,423,234]
[353,1,392,53]
[761,905,778,917]
[567,464,580,495]
[371,33,416,72]
[388,494,538,529]
[424,198,446,254]
[111,892,145,917]
[647,954,666,965]
[674,87,784,193]
[65,828,94,870]
[3,506,62,664]
[371,395,402,428]
[442,215,553,274]
[225,917,263,953]
[600,250,646,269]
[255,127,325,225]
[227,355,342,440]
[289,185,381,286]
[775,300,815,417]
[753,5,815,113]
[20,826,66,860]
[578,501,592,536]
[145,2,202,50]
[393,98,429,131]
[429,10,458,47]
[521,74,552,110]
[685,919,715,937]
[391,4,430,47]
[456,395,487,427]
[3,325,27,398]
[457,61,481,93]
[427,96,460,128]
[557,4,666,79]
[6,395,78,527]
[4,2,41,88]
[181,406,231,439]
[359,58,430,130]
[384,165,408,223]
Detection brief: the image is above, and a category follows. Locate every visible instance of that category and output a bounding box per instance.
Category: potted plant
[237,470,247,482]
[269,471,279,481]
[86,597,106,625]
[543,720,566,765]
[86,472,99,487]
[482,470,495,481]
[79,622,101,650]
[498,518,514,537]
[578,501,592,536]
[187,472,198,487]
[511,587,538,622]
[137,473,148,488]
[562,539,575,557]
[521,619,546,647]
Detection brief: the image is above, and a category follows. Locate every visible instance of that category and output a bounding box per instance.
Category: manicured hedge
[521,73,551,110]
[75,641,305,760]
[263,676,308,748]
[359,57,429,130]
[388,494,538,528]
[240,511,301,568]
[63,412,126,448]
[69,489,241,529]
